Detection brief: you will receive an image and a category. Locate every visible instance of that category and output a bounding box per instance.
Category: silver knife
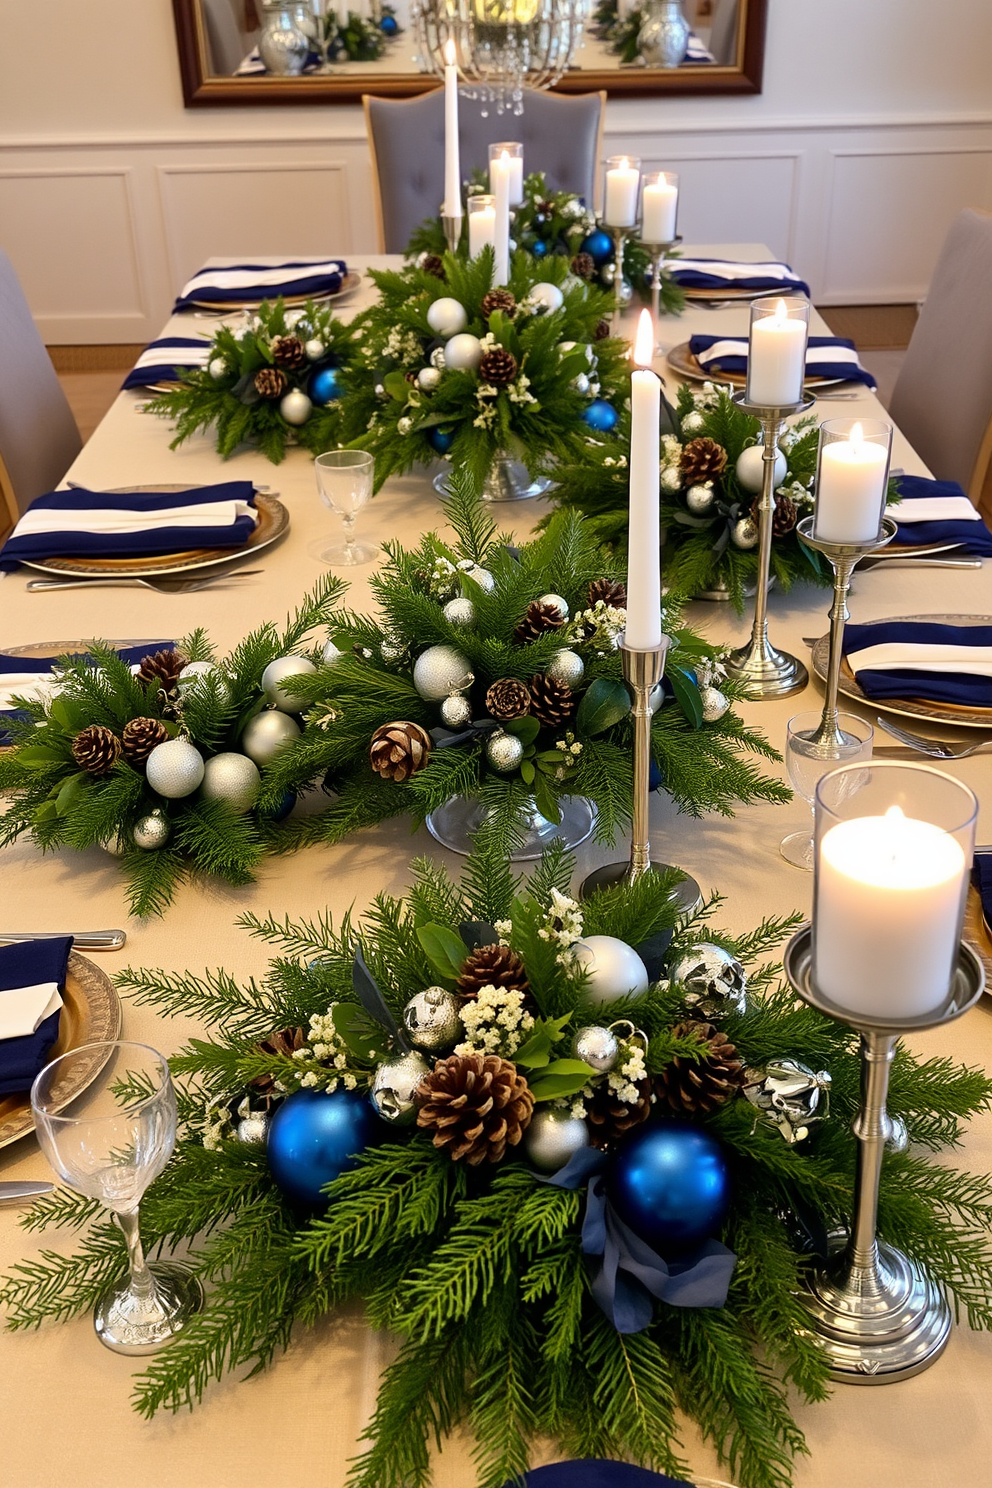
[0,1181,53,1206]
[0,930,126,951]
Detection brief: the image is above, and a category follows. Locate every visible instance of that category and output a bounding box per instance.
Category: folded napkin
[0,642,171,745]
[174,259,348,311]
[121,338,212,391]
[0,937,72,1097]
[505,1466,691,1488]
[688,333,876,389]
[0,483,258,570]
[844,619,992,707]
[685,31,715,62]
[236,45,322,75]
[973,855,992,924]
[890,474,992,556]
[669,258,810,296]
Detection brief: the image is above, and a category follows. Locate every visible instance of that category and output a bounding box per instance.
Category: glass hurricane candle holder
[602,154,641,334]
[745,295,810,409]
[488,141,523,204]
[467,193,497,258]
[814,417,893,545]
[640,170,681,347]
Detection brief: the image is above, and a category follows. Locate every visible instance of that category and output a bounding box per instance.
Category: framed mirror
[173,0,767,106]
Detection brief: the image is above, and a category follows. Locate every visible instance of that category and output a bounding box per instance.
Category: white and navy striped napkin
[844,619,992,707]
[0,643,172,744]
[0,938,72,1096]
[688,334,876,389]
[122,338,212,391]
[668,259,810,296]
[173,259,348,311]
[889,475,992,555]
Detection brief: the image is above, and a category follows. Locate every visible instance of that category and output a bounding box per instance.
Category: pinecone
[70,724,121,777]
[481,287,516,321]
[457,943,530,1000]
[750,492,798,537]
[514,599,566,645]
[369,721,432,783]
[138,648,185,694]
[529,673,575,728]
[586,1077,652,1149]
[485,677,531,721]
[479,348,518,388]
[570,251,595,280]
[248,1026,306,1099]
[680,437,728,487]
[655,1020,746,1116]
[121,716,169,765]
[421,254,446,281]
[415,1051,534,1164]
[588,577,627,610]
[594,318,611,341]
[254,366,288,400]
[270,335,305,371]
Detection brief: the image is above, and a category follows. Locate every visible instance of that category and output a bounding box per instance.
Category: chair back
[708,0,740,64]
[889,208,992,500]
[202,0,248,74]
[0,249,81,524]
[364,88,605,253]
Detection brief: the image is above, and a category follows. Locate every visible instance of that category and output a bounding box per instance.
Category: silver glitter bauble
[524,1108,590,1172]
[573,1024,619,1072]
[529,281,564,313]
[600,265,632,304]
[380,635,408,665]
[485,729,524,773]
[178,659,231,703]
[700,685,729,723]
[279,389,312,426]
[735,443,787,494]
[236,1110,269,1145]
[304,338,325,361]
[261,655,318,712]
[430,346,447,371]
[413,644,474,701]
[370,1051,430,1124]
[660,465,682,494]
[241,709,301,765]
[132,808,171,851]
[547,649,585,687]
[681,410,705,434]
[443,597,476,628]
[426,297,468,337]
[145,738,205,799]
[569,935,649,1005]
[440,693,472,728]
[537,592,569,619]
[200,752,261,814]
[322,639,343,666]
[417,366,441,392]
[743,1059,831,1145]
[731,516,759,550]
[686,483,715,515]
[444,332,484,372]
[668,943,747,1020]
[402,986,463,1054]
[208,357,227,381]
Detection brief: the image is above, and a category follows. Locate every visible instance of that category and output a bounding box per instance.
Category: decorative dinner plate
[666,341,845,391]
[810,612,992,730]
[0,951,122,1149]
[679,283,781,302]
[20,488,288,580]
[184,270,363,312]
[5,638,167,661]
[862,539,967,562]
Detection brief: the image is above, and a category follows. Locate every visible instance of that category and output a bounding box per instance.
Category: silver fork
[26,570,263,593]
[875,716,992,759]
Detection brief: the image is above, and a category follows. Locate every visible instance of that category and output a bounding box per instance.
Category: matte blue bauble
[428,425,455,454]
[267,1088,380,1207]
[607,1119,731,1252]
[583,399,618,433]
[380,13,398,32]
[309,366,344,406]
[580,228,614,266]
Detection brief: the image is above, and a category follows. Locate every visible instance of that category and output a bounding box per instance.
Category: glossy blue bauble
[648,760,663,793]
[309,366,344,406]
[531,239,549,258]
[583,399,618,433]
[428,425,455,454]
[267,1088,381,1207]
[607,1119,731,1253]
[580,228,614,266]
[380,13,398,32]
[263,789,296,823]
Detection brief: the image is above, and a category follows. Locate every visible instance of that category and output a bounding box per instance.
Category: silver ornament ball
[660,465,683,494]
[261,655,318,712]
[440,693,472,728]
[145,737,205,799]
[132,808,171,851]
[178,659,231,703]
[685,483,715,515]
[241,709,301,766]
[537,592,569,620]
[279,388,313,426]
[742,1058,831,1146]
[426,297,468,337]
[529,282,564,314]
[735,443,787,494]
[443,597,476,628]
[700,685,729,723]
[413,644,474,701]
[485,729,524,773]
[200,752,261,814]
[731,516,759,550]
[461,563,495,593]
[524,1108,590,1173]
[417,366,441,392]
[370,1051,430,1125]
[547,649,585,687]
[444,332,484,372]
[304,338,325,361]
[572,372,590,395]
[380,635,408,665]
[100,830,128,857]
[573,1024,619,1072]
[236,1110,270,1145]
[668,942,747,1020]
[402,986,463,1054]
[569,935,649,1005]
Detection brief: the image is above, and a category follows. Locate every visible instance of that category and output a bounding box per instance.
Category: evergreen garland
[592,0,661,62]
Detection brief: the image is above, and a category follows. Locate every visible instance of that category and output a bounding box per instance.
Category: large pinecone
[529,673,575,728]
[486,677,531,721]
[479,348,518,387]
[421,253,446,281]
[586,1076,652,1149]
[481,287,516,321]
[750,491,798,537]
[588,577,627,610]
[71,724,121,777]
[415,1052,534,1164]
[457,943,530,1000]
[369,721,432,783]
[248,1026,306,1099]
[138,648,185,694]
[570,251,595,280]
[514,599,566,645]
[655,1020,746,1116]
[121,716,169,765]
[680,436,728,487]
[270,335,306,371]
[255,366,288,400]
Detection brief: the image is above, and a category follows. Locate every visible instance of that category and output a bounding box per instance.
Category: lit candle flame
[500,148,510,165]
[619,156,630,171]
[633,309,654,369]
[885,805,906,822]
[849,420,864,446]
[772,297,788,325]
[443,37,457,65]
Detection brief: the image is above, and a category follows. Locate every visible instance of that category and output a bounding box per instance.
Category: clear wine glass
[780,710,873,871]
[309,449,377,566]
[31,1040,203,1355]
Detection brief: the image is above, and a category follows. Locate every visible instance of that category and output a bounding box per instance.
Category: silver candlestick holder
[580,636,701,911]
[642,234,682,353]
[783,925,985,1382]
[724,391,815,699]
[441,214,462,254]
[606,224,632,337]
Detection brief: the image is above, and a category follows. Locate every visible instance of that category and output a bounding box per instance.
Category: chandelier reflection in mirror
[412,0,586,114]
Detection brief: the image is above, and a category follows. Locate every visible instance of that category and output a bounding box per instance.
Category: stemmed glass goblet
[310,449,377,566]
[780,710,873,870]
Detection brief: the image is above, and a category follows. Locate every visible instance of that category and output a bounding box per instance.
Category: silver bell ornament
[573,1024,619,1072]
[524,1108,590,1173]
[132,808,171,851]
[547,649,584,688]
[735,443,787,494]
[569,936,649,1005]
[443,597,476,628]
[537,592,569,620]
[145,737,205,799]
[426,297,468,337]
[742,1059,832,1145]
[700,685,730,723]
[304,338,325,361]
[485,729,524,773]
[685,483,715,516]
[261,655,318,712]
[668,943,747,1020]
[731,516,759,550]
[443,332,483,372]
[417,366,441,392]
[369,1051,430,1125]
[200,752,261,814]
[241,709,301,766]
[413,644,473,701]
[279,388,313,426]
[402,986,463,1054]
[440,693,472,728]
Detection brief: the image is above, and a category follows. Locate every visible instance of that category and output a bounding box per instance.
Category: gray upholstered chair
[363,88,606,253]
[888,208,992,501]
[202,0,249,75]
[708,0,740,65]
[0,249,81,526]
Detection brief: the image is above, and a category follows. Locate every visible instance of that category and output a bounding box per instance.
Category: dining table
[0,246,990,1488]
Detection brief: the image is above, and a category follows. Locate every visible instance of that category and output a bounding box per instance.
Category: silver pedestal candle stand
[579,636,701,911]
[441,214,462,254]
[642,234,682,353]
[724,391,815,699]
[783,925,985,1382]
[607,224,633,337]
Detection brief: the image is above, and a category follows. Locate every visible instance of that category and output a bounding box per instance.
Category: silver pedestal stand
[783,926,985,1382]
[642,234,682,352]
[579,636,701,911]
[607,224,632,337]
[441,214,461,254]
[724,392,815,699]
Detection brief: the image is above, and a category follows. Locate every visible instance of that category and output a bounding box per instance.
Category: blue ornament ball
[309,366,344,406]
[380,12,398,32]
[531,239,549,258]
[648,759,663,793]
[262,789,296,823]
[608,1119,731,1253]
[580,228,614,266]
[583,399,618,433]
[428,425,455,454]
[267,1088,381,1207]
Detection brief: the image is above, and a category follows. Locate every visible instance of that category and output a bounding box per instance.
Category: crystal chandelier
[412,0,586,115]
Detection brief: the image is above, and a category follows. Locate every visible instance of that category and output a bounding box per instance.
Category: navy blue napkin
[689,333,876,389]
[506,1466,693,1488]
[173,259,347,311]
[121,338,210,391]
[0,937,72,1097]
[843,619,992,707]
[0,643,172,746]
[670,257,809,296]
[973,855,992,923]
[892,474,992,556]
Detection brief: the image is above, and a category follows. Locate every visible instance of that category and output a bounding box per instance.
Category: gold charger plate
[0,951,122,1149]
[810,613,992,730]
[666,340,845,390]
[679,283,782,302]
[20,488,288,580]
[184,270,363,312]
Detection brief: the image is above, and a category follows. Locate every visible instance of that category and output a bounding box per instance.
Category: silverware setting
[0,930,126,950]
[874,717,992,760]
[861,557,983,570]
[0,1181,53,1207]
[26,569,263,593]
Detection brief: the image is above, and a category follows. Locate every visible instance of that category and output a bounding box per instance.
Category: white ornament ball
[440,693,472,728]
[686,483,715,515]
[241,709,301,765]
[735,443,787,494]
[700,685,730,723]
[279,389,313,426]
[178,660,231,703]
[461,563,495,593]
[731,516,760,550]
[430,346,447,371]
[547,649,585,687]
[200,752,261,813]
[413,644,474,701]
[261,655,318,712]
[538,592,569,620]
[681,410,705,434]
[569,935,649,1005]
[524,1108,590,1173]
[530,282,564,314]
[427,297,468,337]
[660,465,683,494]
[444,332,483,373]
[132,808,171,851]
[208,357,227,381]
[443,597,476,628]
[304,338,325,361]
[485,729,524,773]
[145,738,205,799]
[573,1024,619,1072]
[417,366,441,392]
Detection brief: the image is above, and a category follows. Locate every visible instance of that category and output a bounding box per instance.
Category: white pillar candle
[815,806,967,1018]
[747,299,807,407]
[625,310,662,651]
[442,40,461,221]
[468,203,496,258]
[814,421,888,543]
[492,149,511,287]
[605,157,640,228]
[641,180,678,243]
[490,152,524,205]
